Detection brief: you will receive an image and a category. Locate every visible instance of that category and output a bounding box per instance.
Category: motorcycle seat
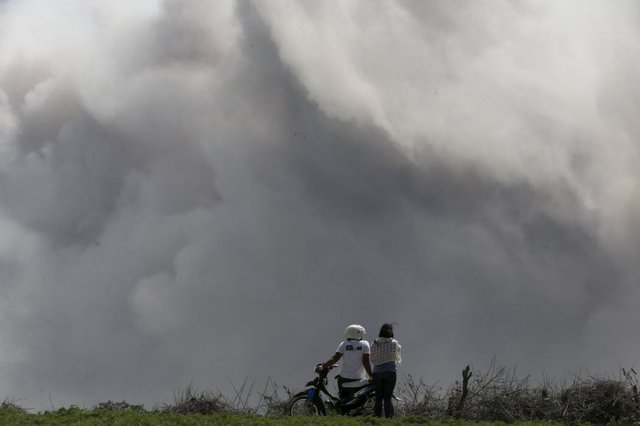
[341,379,371,388]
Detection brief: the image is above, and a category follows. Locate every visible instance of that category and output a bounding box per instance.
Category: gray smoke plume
[1,0,640,410]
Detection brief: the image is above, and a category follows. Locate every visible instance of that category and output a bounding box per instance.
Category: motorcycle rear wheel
[361,396,375,415]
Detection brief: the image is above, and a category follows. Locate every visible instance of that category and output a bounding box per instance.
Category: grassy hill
[2,363,639,424]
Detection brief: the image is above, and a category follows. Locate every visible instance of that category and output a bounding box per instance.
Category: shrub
[257,379,295,415]
[560,375,636,424]
[0,397,26,413]
[160,384,232,415]
[444,362,640,423]
[396,375,446,418]
[92,400,145,412]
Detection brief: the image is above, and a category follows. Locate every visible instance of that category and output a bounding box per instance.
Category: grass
[0,410,564,426]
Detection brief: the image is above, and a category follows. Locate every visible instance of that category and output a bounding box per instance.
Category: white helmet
[344,324,366,341]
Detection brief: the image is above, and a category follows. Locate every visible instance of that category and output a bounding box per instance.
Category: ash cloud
[0,0,639,410]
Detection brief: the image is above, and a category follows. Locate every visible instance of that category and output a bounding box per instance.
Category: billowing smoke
[1,0,640,410]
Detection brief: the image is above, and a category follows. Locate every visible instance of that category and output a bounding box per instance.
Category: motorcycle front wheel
[288,395,323,416]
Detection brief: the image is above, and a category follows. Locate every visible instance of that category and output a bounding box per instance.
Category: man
[316,324,373,399]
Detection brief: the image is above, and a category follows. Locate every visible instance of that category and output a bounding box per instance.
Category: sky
[1,0,640,411]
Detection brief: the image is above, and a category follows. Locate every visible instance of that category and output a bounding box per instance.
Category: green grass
[0,410,565,426]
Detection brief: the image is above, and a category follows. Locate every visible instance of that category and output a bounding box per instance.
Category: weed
[92,399,145,412]
[159,383,232,415]
[396,375,446,418]
[0,397,26,413]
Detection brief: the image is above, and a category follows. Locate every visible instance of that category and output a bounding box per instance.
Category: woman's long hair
[378,323,394,338]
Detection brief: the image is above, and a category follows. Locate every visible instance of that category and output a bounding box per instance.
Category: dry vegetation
[154,378,295,416]
[396,361,640,424]
[0,397,26,413]
[3,364,640,423]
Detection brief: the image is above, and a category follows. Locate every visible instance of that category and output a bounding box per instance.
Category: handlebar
[315,363,339,369]
[314,364,339,376]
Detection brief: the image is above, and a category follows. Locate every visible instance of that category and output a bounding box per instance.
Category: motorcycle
[288,364,375,416]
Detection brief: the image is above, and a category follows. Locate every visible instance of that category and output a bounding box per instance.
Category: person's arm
[316,352,342,372]
[362,353,373,378]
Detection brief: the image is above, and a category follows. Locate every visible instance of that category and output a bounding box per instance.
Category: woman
[369,323,401,418]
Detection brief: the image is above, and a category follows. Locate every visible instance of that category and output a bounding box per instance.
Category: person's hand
[314,364,326,373]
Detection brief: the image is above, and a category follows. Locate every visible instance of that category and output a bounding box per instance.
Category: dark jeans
[373,370,396,418]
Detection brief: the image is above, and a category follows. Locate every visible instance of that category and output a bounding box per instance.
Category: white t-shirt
[336,339,370,379]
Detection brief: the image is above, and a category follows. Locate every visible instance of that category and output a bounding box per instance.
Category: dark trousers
[373,371,396,418]
[337,376,360,400]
